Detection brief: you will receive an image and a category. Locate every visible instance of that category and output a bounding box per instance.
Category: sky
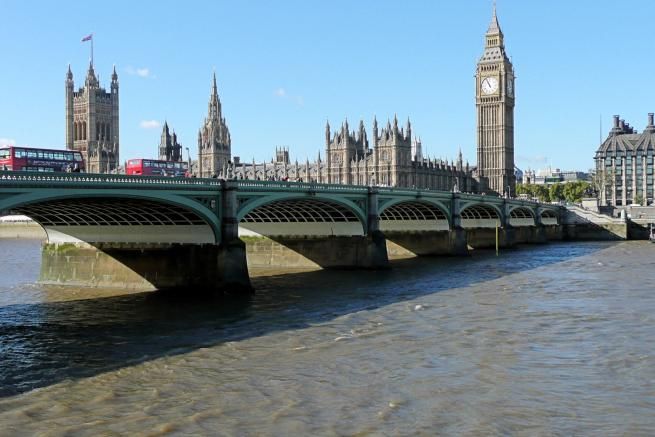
[1,0,655,172]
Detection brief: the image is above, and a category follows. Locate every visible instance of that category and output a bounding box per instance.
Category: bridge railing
[235,179,369,193]
[0,171,222,189]
[0,171,559,213]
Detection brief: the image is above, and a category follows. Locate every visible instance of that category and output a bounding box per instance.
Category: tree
[562,181,590,203]
[549,183,564,202]
[534,185,550,202]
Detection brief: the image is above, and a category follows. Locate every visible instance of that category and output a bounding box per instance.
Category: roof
[596,131,655,157]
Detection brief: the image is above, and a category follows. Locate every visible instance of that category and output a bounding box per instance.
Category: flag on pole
[81,34,93,42]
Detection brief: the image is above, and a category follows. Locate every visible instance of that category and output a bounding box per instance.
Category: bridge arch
[459,203,502,228]
[509,206,536,227]
[237,195,366,237]
[379,199,450,232]
[540,209,559,225]
[0,192,221,244]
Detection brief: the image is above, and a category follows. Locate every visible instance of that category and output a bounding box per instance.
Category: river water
[0,239,653,435]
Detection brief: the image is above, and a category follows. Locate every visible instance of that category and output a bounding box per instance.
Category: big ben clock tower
[476,4,515,195]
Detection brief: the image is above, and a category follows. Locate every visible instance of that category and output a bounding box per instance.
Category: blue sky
[1,0,654,172]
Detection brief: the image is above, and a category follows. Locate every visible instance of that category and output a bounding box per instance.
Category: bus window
[0,149,9,159]
[14,149,26,158]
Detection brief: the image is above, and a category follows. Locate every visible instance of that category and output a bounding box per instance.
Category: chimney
[613,115,620,129]
[649,113,654,127]
[619,119,625,131]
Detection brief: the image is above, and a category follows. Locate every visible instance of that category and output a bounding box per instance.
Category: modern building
[475,5,515,196]
[198,72,231,178]
[65,62,119,173]
[158,121,183,162]
[522,167,589,185]
[595,114,655,206]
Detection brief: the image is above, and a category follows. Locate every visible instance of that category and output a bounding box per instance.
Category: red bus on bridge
[0,146,85,172]
[125,159,189,177]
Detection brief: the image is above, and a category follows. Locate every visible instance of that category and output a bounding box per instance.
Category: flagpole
[91,34,94,66]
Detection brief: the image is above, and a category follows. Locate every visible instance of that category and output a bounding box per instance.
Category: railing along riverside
[0,171,557,213]
[235,179,368,193]
[0,171,222,189]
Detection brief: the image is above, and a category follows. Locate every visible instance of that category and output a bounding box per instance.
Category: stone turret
[198,71,231,177]
[65,62,119,173]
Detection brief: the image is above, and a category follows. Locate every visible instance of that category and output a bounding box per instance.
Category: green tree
[562,181,590,203]
[549,183,564,202]
[534,185,550,202]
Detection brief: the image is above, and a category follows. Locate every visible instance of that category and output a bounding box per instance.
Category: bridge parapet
[0,170,222,190]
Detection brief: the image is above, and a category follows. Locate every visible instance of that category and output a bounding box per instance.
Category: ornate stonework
[198,72,231,178]
[65,62,119,173]
[475,5,515,195]
[159,121,183,162]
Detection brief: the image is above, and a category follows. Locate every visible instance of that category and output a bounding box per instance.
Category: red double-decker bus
[0,146,85,172]
[125,159,189,177]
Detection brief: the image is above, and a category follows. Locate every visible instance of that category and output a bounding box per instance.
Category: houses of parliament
[65,6,515,195]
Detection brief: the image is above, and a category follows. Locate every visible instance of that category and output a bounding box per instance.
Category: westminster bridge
[0,171,564,293]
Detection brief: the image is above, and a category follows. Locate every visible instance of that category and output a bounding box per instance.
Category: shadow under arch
[460,202,502,228]
[509,205,536,227]
[378,200,454,257]
[237,197,378,269]
[1,195,227,292]
[2,193,221,244]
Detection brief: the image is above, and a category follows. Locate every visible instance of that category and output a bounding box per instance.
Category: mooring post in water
[496,220,499,256]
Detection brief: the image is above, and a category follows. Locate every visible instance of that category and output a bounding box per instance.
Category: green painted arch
[508,205,536,218]
[378,198,452,226]
[458,201,504,220]
[236,193,368,232]
[0,190,222,243]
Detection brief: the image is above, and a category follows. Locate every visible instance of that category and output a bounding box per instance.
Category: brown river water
[0,239,653,435]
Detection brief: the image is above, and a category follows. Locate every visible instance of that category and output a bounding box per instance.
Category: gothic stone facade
[230,117,474,192]
[159,121,183,162]
[65,62,119,173]
[322,117,474,191]
[198,73,231,178]
[595,114,655,206]
[475,6,515,196]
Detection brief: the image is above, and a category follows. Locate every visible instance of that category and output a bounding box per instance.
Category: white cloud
[126,66,153,78]
[274,87,304,107]
[517,154,548,165]
[139,120,161,129]
[0,138,16,147]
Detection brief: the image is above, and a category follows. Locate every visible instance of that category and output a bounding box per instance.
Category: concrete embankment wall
[39,243,225,291]
[39,242,252,293]
[242,234,388,270]
[563,223,628,240]
[0,222,46,239]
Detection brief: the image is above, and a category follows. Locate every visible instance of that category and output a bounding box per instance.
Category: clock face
[481,77,499,95]
[507,77,514,97]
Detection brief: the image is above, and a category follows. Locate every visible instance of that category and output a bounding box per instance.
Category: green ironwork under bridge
[0,171,563,293]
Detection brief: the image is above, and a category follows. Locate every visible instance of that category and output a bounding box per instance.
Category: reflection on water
[0,239,654,434]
